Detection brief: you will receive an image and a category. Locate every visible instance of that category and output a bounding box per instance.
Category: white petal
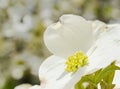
[91,20,107,37]
[29,85,41,89]
[39,55,87,89]
[113,71,120,88]
[14,84,31,89]
[87,24,120,71]
[112,60,120,88]
[43,66,87,89]
[44,14,95,58]
[39,55,66,86]
[61,66,87,89]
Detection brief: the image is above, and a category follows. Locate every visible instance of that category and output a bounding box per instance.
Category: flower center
[65,51,88,72]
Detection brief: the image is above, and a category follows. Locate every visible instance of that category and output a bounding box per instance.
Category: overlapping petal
[87,25,120,71]
[39,55,66,84]
[44,14,95,58]
[38,55,87,89]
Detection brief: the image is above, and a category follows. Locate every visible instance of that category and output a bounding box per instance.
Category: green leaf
[75,61,120,89]
[100,80,115,89]
[94,61,120,84]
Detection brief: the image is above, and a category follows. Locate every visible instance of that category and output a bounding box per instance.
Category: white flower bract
[15,14,120,89]
[43,14,120,88]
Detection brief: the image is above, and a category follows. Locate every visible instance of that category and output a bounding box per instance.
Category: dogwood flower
[32,14,96,89]
[43,14,120,88]
[15,14,120,89]
[31,14,120,89]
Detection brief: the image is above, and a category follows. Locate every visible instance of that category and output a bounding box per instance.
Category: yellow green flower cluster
[65,51,88,72]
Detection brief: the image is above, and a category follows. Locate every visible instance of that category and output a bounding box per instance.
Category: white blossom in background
[40,0,57,26]
[2,6,34,41]
[2,15,33,41]
[0,0,9,9]
[0,1,47,88]
[11,52,43,80]
[2,1,39,41]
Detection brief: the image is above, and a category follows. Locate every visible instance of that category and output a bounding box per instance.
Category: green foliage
[2,77,19,89]
[75,61,120,89]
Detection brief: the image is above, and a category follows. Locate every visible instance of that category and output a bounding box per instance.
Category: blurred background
[0,0,120,89]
